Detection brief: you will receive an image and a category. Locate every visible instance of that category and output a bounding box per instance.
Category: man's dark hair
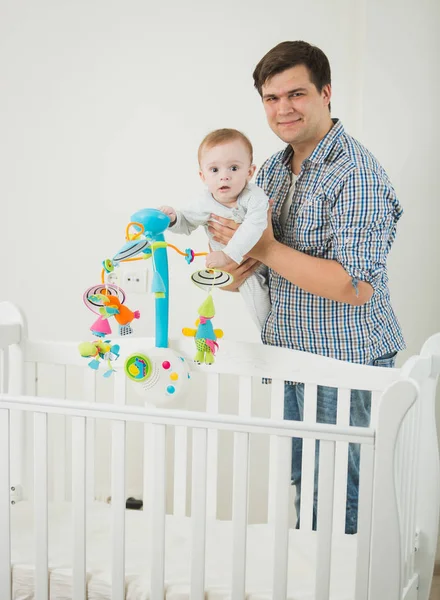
[253,41,331,97]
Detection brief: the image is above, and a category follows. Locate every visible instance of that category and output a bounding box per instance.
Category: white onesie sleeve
[223,185,269,264]
[169,198,211,236]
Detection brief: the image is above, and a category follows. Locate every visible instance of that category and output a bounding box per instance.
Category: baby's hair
[198,128,253,165]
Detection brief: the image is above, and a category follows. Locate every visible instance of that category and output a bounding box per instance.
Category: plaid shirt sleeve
[330,168,402,292]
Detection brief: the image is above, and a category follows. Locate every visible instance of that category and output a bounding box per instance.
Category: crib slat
[111,418,126,600]
[150,424,167,599]
[53,369,67,503]
[405,408,418,584]
[0,350,3,392]
[72,416,86,600]
[316,440,336,600]
[83,369,96,503]
[1,349,9,393]
[34,412,48,600]
[355,443,374,600]
[401,416,412,585]
[408,401,421,577]
[0,409,11,600]
[396,416,409,586]
[333,387,350,533]
[238,376,252,416]
[143,422,154,516]
[301,383,318,530]
[272,435,292,599]
[191,427,208,599]
[113,371,126,406]
[206,373,219,519]
[231,431,250,599]
[174,425,188,516]
[370,389,381,427]
[268,379,285,524]
[25,363,37,501]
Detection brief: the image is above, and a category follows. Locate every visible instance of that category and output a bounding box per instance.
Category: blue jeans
[284,352,397,534]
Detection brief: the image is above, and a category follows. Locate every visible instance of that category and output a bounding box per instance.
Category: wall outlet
[121,269,148,293]
[106,270,120,286]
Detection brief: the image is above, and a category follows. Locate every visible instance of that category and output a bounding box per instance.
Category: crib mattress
[10,501,357,600]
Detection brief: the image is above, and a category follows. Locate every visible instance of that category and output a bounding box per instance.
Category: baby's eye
[230,165,239,171]
[210,167,218,173]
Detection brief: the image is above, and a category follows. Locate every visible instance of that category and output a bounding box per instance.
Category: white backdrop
[2,0,440,549]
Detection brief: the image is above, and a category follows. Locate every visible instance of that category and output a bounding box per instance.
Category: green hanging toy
[182,294,223,365]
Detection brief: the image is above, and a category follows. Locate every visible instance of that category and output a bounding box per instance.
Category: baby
[159,128,270,329]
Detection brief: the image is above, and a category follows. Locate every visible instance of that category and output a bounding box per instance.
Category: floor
[431,575,440,600]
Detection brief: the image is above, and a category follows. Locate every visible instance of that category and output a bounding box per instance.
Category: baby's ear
[247,164,256,181]
[199,170,205,183]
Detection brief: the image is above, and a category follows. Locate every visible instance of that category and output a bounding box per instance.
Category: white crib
[0,300,439,600]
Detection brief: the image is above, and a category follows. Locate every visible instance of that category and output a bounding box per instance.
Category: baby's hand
[205,250,233,269]
[158,205,177,226]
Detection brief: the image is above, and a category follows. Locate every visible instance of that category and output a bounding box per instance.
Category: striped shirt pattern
[256,119,405,363]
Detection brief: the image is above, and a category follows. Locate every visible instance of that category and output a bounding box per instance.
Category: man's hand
[207,214,240,245]
[220,256,261,291]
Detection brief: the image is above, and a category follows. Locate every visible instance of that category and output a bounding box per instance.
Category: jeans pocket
[372,351,397,368]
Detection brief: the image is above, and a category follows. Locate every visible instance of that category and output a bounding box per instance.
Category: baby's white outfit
[170,182,271,329]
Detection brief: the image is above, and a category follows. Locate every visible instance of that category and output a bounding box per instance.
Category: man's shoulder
[330,129,390,181]
[256,148,291,189]
[260,147,290,172]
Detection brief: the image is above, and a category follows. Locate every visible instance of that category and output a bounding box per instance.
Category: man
[208,41,405,533]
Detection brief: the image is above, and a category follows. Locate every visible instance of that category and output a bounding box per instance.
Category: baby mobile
[79,208,233,404]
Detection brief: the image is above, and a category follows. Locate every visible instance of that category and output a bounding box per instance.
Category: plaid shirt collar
[278,118,344,168]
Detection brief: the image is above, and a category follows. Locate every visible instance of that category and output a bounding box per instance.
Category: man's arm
[250,228,373,305]
[210,168,398,306]
[211,214,372,305]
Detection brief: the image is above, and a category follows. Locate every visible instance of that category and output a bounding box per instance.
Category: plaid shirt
[256,119,405,363]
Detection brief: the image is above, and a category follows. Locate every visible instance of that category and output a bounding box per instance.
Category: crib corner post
[414,335,440,600]
[368,379,418,600]
[0,302,28,502]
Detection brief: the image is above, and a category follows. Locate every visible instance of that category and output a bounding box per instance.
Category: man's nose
[278,96,294,114]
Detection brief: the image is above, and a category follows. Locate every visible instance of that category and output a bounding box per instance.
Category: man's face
[199,140,255,205]
[261,65,331,147]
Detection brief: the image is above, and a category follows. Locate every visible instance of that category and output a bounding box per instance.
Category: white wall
[1,0,440,532]
[359,0,440,558]
[1,0,365,345]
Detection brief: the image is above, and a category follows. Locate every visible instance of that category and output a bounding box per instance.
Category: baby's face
[199,140,255,205]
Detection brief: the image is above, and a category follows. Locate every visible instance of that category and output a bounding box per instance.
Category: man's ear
[322,83,332,108]
[247,164,257,181]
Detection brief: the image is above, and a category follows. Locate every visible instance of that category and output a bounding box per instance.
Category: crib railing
[0,304,439,600]
[0,375,417,600]
[21,336,400,519]
[397,340,440,600]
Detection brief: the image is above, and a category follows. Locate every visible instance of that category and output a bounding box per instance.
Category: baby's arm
[159,201,210,236]
[222,187,269,264]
